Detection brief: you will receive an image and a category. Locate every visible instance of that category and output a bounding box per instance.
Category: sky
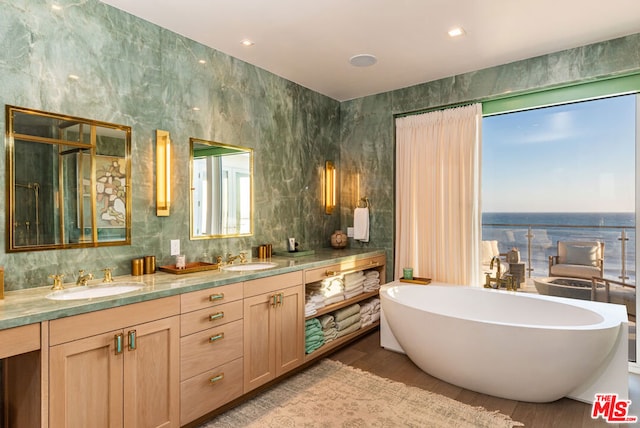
[482,94,637,213]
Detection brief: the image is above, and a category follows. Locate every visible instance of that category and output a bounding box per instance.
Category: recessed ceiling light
[52,4,62,11]
[349,54,377,67]
[240,39,255,47]
[448,27,465,38]
[68,74,79,80]
[192,107,200,111]
[198,59,206,64]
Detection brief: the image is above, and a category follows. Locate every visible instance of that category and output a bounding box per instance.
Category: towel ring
[357,197,370,209]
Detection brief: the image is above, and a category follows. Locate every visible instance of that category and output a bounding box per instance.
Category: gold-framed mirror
[190,138,253,239]
[6,105,132,252]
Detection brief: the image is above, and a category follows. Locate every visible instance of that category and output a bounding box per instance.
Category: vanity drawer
[181,282,243,313]
[180,319,243,380]
[180,300,243,337]
[49,296,180,346]
[0,323,40,359]
[243,271,303,298]
[304,256,385,284]
[180,357,243,425]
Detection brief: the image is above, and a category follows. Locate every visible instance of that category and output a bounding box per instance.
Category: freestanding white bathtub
[380,281,629,403]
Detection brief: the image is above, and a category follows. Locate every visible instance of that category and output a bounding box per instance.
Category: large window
[482,91,638,361]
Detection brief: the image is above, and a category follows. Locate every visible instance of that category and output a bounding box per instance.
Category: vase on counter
[330,230,348,249]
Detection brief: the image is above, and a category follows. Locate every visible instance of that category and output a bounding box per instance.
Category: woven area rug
[200,359,523,428]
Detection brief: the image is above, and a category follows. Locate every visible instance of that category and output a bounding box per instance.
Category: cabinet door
[243,292,276,392]
[123,316,180,428]
[276,285,304,376]
[50,330,124,428]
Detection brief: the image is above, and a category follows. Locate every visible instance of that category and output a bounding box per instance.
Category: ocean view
[482,212,636,282]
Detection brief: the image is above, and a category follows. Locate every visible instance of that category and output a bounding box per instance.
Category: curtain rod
[393,100,482,119]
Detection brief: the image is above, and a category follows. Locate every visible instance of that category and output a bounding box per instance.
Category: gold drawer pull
[209,293,224,301]
[209,373,224,384]
[209,332,225,343]
[209,311,225,321]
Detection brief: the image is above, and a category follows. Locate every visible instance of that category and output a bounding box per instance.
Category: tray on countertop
[399,277,431,285]
[158,261,219,275]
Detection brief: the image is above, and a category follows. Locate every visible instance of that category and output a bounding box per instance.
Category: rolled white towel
[319,314,335,329]
[364,270,379,278]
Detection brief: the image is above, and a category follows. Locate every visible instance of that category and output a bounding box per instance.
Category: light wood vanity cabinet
[48,297,180,428]
[179,282,244,426]
[243,271,304,392]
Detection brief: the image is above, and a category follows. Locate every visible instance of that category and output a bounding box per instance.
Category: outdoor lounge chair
[548,241,604,280]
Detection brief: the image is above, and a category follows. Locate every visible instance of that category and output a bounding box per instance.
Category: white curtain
[395,104,482,285]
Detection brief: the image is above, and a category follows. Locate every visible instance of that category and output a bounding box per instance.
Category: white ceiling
[100,0,640,101]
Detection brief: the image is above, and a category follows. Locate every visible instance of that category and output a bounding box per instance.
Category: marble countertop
[0,248,385,330]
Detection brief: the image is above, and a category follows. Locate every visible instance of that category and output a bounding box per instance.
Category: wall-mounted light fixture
[324,161,336,214]
[156,130,171,216]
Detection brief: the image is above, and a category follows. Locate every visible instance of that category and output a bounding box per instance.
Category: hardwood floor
[328,329,640,428]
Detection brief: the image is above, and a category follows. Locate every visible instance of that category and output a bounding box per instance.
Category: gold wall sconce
[156,130,171,216]
[324,161,336,214]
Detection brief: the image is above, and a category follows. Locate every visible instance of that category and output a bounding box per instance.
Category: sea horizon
[482,212,635,281]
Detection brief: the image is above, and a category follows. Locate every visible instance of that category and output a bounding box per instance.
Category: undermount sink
[45,282,144,301]
[221,262,278,272]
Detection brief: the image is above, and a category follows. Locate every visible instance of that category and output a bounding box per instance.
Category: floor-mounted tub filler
[380,281,628,403]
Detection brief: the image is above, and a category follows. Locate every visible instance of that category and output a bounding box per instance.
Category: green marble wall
[1,0,638,290]
[340,34,640,281]
[0,0,340,290]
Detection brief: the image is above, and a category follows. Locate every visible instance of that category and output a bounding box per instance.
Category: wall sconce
[325,161,336,214]
[156,130,171,216]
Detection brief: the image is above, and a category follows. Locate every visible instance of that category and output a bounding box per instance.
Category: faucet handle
[102,267,115,283]
[239,252,247,263]
[49,274,65,291]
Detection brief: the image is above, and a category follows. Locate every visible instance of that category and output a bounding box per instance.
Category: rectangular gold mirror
[6,106,132,252]
[190,138,253,239]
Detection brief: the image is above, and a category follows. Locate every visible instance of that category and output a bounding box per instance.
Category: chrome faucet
[76,270,94,286]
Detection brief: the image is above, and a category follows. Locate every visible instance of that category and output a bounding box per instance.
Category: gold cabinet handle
[209,293,224,302]
[115,333,123,355]
[128,330,137,351]
[270,294,277,307]
[209,373,224,384]
[277,292,284,307]
[209,332,225,343]
[209,311,225,322]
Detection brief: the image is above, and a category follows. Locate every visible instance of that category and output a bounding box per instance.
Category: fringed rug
[200,359,523,427]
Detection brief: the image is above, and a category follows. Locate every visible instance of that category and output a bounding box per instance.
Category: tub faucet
[490,256,502,278]
[484,256,502,289]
